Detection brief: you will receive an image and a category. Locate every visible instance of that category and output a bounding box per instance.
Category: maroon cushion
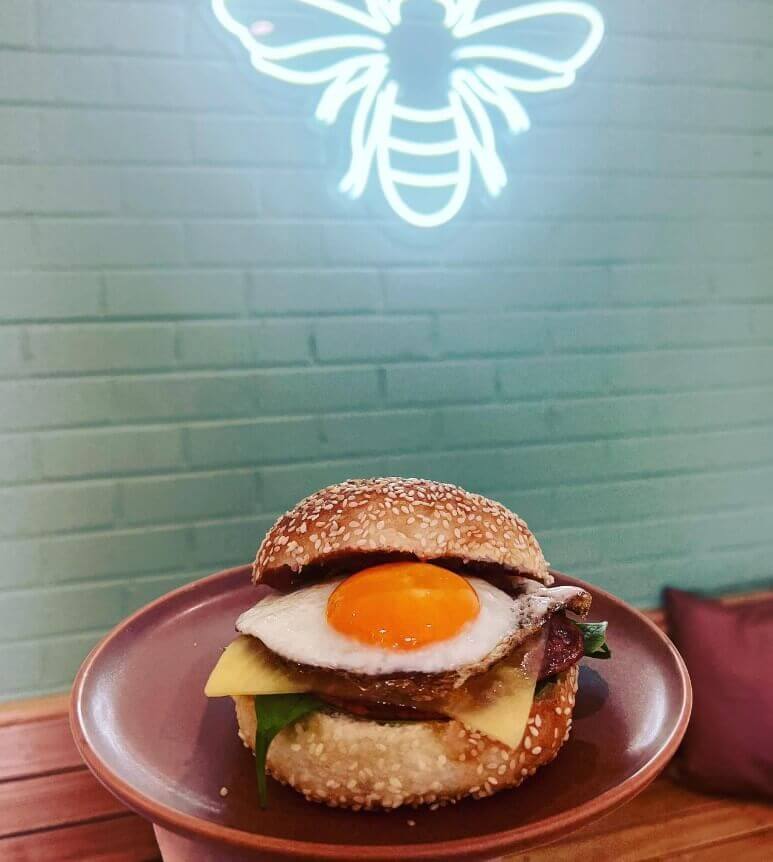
[664,588,773,798]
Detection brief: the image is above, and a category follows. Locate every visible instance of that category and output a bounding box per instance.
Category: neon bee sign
[212,1,604,228]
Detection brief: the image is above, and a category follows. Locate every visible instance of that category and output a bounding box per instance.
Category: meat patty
[319,613,585,722]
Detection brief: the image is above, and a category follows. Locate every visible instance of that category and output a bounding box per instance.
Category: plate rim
[71,564,692,861]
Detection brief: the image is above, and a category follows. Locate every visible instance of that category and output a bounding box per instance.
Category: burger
[205,477,610,810]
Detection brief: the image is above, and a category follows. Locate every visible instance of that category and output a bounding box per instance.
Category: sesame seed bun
[254,478,551,590]
[233,665,578,811]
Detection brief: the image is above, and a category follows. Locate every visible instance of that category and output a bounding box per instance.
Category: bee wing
[452,1,604,93]
[449,70,507,195]
[338,64,390,197]
[212,0,387,86]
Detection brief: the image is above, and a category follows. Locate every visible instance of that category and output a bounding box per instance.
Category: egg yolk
[326,562,480,651]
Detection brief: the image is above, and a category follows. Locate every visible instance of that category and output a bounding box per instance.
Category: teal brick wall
[1,0,772,699]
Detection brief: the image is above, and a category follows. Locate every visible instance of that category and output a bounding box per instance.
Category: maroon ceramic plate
[71,566,691,861]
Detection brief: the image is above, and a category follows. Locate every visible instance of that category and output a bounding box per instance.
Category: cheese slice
[204,636,310,697]
[204,637,536,748]
[444,665,536,749]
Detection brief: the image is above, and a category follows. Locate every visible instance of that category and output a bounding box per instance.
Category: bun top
[254,477,551,589]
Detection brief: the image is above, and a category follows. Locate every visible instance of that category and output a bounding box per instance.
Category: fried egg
[236,562,541,676]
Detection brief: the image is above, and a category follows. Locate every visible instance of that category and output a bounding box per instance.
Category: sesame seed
[523,735,532,750]
[407,820,416,827]
[219,786,229,797]
[529,726,539,737]
[532,746,542,755]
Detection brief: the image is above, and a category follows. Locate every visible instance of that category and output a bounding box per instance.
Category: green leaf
[253,693,325,807]
[577,621,612,659]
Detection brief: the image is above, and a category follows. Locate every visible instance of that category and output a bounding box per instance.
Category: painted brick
[0,1,34,47]
[176,320,311,368]
[38,632,105,691]
[0,641,41,695]
[441,387,773,450]
[546,306,772,352]
[187,7,226,59]
[0,540,41,590]
[261,170,350,218]
[194,118,326,166]
[249,271,382,315]
[577,544,773,608]
[124,571,203,611]
[496,465,773,532]
[35,221,184,268]
[320,410,435,458]
[509,128,771,177]
[0,165,121,215]
[105,271,246,318]
[256,368,380,413]
[23,324,176,375]
[187,418,322,468]
[498,348,773,400]
[190,518,275,567]
[40,526,191,585]
[0,108,39,160]
[0,379,113,432]
[110,369,377,424]
[40,110,192,163]
[385,266,738,312]
[596,36,770,89]
[122,169,260,216]
[38,427,185,479]
[0,273,102,321]
[541,506,773,575]
[114,58,253,110]
[0,583,125,641]
[0,483,114,538]
[119,472,255,526]
[186,222,322,265]
[0,221,35,267]
[0,327,24,374]
[605,0,773,42]
[502,175,773,220]
[39,1,185,55]
[386,362,496,405]
[110,373,255,423]
[331,220,773,266]
[314,317,434,363]
[259,457,389,513]
[0,51,114,104]
[381,426,773,496]
[0,436,38,484]
[437,314,545,357]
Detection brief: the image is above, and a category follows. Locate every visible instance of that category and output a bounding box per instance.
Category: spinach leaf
[253,693,325,807]
[577,621,612,659]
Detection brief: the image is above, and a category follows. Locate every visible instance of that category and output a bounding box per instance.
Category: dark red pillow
[664,587,773,798]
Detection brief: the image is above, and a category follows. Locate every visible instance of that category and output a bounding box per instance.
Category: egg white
[236,576,522,675]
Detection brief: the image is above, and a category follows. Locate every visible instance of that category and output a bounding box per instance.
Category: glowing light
[212,0,604,227]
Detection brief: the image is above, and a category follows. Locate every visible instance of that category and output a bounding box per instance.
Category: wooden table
[0,694,770,861]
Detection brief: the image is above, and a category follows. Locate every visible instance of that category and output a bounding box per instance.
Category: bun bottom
[233,664,578,811]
